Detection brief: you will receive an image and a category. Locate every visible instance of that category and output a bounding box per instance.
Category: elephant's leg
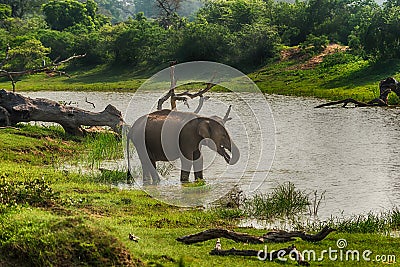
[149,159,160,185]
[193,150,203,180]
[139,158,152,185]
[136,148,152,185]
[180,158,192,183]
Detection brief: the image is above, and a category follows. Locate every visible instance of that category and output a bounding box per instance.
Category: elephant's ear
[198,119,210,139]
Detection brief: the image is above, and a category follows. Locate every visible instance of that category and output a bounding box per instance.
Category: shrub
[0,175,60,209]
[300,34,329,55]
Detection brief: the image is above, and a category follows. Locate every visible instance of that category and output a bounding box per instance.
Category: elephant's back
[147,109,199,121]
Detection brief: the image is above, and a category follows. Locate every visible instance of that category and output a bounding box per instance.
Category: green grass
[241,182,310,220]
[252,55,400,102]
[0,64,148,92]
[326,209,400,234]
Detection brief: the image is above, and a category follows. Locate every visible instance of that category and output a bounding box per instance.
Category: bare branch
[223,105,232,123]
[315,98,373,108]
[85,97,96,109]
[158,89,175,110]
[157,69,218,113]
[53,54,86,66]
[316,77,399,108]
[155,0,180,17]
[171,95,189,108]
[0,51,85,92]
[194,96,209,114]
[176,74,218,99]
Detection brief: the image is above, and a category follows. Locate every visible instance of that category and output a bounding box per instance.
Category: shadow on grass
[322,59,400,89]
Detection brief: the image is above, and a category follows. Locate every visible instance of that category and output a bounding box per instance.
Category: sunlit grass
[242,182,310,219]
[83,132,123,169]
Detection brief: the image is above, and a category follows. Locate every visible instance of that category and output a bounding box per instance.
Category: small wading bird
[215,238,221,250]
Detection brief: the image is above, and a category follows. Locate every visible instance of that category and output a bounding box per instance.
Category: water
[24,91,400,218]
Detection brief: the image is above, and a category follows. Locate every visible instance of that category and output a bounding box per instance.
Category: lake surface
[24,91,400,218]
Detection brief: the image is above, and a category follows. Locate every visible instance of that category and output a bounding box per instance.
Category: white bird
[215,238,221,250]
[129,233,140,242]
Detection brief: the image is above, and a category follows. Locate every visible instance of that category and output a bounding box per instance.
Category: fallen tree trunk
[314,98,389,108]
[0,90,124,135]
[314,98,370,108]
[210,245,310,266]
[176,226,335,244]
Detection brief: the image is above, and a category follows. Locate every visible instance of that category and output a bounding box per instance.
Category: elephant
[126,109,240,185]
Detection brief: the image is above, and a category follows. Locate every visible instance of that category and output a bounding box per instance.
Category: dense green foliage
[2,0,400,74]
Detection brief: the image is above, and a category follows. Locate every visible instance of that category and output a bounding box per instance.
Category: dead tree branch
[193,96,209,114]
[157,69,218,113]
[223,105,232,123]
[210,245,310,266]
[176,226,335,244]
[315,98,371,108]
[0,49,85,92]
[85,97,96,109]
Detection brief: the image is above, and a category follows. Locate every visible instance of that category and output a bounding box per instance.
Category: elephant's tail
[126,126,132,179]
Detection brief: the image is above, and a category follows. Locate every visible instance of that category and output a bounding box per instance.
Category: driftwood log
[210,245,310,266]
[315,98,372,108]
[0,90,124,135]
[176,226,335,244]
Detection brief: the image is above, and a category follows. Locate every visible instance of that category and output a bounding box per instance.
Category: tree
[233,23,279,67]
[0,0,47,18]
[198,0,268,32]
[114,16,169,66]
[175,21,231,62]
[360,3,400,59]
[0,3,11,19]
[42,0,107,31]
[4,39,50,71]
[271,0,308,45]
[43,0,91,31]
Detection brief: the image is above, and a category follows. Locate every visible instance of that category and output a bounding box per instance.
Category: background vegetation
[2,0,400,74]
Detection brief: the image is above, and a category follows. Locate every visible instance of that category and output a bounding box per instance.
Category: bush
[0,175,60,209]
[300,34,329,55]
[321,51,360,68]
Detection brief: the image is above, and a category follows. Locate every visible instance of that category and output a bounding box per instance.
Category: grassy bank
[251,51,400,103]
[2,47,400,104]
[0,125,399,266]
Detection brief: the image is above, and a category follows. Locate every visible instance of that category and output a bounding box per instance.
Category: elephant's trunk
[228,141,240,165]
